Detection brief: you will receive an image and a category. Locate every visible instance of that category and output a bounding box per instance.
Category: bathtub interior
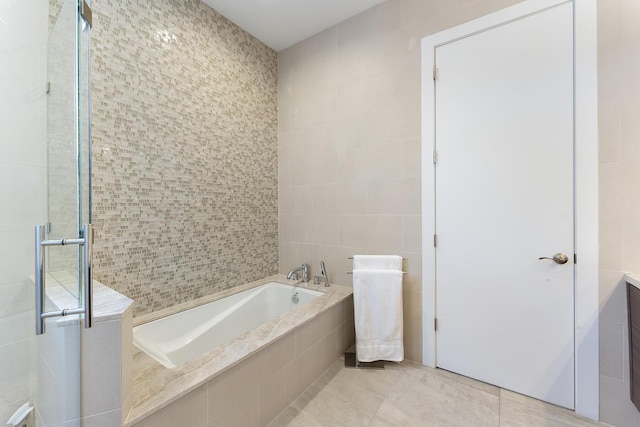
[133,282,322,368]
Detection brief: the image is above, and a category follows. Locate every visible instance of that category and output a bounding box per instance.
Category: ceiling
[201,0,387,51]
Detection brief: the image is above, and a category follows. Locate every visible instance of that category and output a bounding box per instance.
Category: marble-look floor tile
[292,383,373,426]
[374,365,500,427]
[268,406,324,427]
[499,389,602,427]
[367,415,399,427]
[429,366,500,397]
[274,358,610,427]
[321,368,387,417]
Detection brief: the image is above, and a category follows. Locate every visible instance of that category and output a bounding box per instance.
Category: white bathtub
[133,282,322,368]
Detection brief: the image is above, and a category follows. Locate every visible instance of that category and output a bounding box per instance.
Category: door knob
[538,253,569,264]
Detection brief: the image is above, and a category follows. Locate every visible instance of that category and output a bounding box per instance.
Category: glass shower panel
[33,0,92,425]
[47,0,85,298]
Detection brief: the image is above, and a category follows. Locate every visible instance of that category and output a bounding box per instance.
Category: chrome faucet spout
[287,264,310,283]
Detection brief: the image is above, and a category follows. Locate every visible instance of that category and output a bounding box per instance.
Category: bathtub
[133,282,322,368]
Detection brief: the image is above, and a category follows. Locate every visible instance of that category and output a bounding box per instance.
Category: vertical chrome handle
[34,224,93,335]
[83,223,93,329]
[35,225,46,335]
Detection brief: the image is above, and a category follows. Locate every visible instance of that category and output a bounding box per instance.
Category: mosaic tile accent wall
[90,0,278,316]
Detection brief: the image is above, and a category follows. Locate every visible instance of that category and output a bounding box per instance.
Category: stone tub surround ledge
[43,271,134,323]
[126,274,354,427]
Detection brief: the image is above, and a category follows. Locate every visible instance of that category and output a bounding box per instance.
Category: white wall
[598,0,640,425]
[0,0,48,423]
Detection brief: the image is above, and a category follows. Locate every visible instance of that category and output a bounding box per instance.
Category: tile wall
[90,0,279,316]
[35,305,133,426]
[277,0,522,363]
[279,0,640,424]
[0,0,48,423]
[597,0,640,425]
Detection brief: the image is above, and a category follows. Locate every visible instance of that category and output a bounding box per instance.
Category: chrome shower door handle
[83,223,93,329]
[538,253,569,264]
[35,225,46,335]
[34,224,94,335]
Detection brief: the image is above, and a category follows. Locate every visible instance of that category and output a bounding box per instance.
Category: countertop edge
[625,273,640,290]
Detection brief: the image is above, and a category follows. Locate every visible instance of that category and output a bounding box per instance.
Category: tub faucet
[287,263,310,283]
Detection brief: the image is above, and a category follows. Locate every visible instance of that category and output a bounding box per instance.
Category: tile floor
[270,357,610,427]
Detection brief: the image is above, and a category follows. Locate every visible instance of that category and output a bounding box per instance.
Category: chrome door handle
[538,253,569,264]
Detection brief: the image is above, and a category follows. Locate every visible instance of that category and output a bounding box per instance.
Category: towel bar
[347,271,407,274]
[348,255,406,274]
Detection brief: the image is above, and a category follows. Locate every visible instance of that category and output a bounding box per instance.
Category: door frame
[420,0,598,420]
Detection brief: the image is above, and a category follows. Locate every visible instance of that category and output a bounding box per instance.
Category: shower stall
[0,0,92,425]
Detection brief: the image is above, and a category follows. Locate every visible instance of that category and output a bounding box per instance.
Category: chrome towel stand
[344,255,405,370]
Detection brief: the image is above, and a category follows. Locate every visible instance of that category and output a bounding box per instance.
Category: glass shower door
[33,0,92,425]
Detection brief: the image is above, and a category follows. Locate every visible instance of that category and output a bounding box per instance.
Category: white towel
[353,255,402,271]
[353,268,404,362]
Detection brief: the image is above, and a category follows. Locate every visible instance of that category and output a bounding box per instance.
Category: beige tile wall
[280,1,640,425]
[278,0,523,363]
[35,310,133,426]
[90,0,279,316]
[598,0,640,425]
[130,297,354,427]
[34,317,81,425]
[0,0,47,423]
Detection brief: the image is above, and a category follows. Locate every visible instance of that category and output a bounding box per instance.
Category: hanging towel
[353,255,402,271]
[353,268,404,362]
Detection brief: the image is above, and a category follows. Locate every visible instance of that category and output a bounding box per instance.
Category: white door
[435,2,575,409]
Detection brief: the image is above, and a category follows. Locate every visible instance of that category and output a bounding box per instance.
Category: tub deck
[125,274,353,426]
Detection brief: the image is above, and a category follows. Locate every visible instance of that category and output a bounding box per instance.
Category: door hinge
[433,66,438,80]
[434,234,438,247]
[80,0,93,29]
[434,318,438,331]
[433,149,438,165]
[46,82,51,94]
[574,254,577,264]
